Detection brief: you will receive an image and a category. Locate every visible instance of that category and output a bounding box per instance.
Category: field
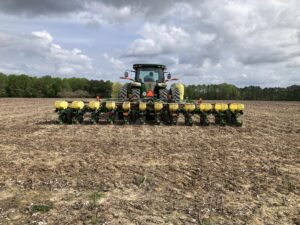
[0,99,299,225]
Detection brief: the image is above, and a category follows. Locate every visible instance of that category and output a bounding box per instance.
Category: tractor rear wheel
[118,84,128,99]
[172,87,181,102]
[132,88,140,99]
[159,88,168,101]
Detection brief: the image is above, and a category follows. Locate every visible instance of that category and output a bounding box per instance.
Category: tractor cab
[134,64,165,83]
[119,63,179,100]
[133,64,166,96]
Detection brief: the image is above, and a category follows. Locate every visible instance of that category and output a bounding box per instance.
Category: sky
[0,0,300,87]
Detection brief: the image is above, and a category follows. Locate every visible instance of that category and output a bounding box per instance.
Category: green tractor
[116,64,183,124]
[54,63,245,126]
[118,64,181,101]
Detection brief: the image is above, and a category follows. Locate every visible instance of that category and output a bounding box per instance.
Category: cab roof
[133,64,166,69]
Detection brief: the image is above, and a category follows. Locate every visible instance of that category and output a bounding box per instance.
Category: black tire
[132,88,140,99]
[172,87,181,102]
[159,88,168,101]
[118,84,128,99]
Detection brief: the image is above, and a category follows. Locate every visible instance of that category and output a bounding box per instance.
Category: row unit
[54,101,244,113]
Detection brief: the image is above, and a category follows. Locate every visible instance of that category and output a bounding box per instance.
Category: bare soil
[0,98,299,225]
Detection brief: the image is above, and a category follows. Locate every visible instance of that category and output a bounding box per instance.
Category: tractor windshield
[136,68,164,83]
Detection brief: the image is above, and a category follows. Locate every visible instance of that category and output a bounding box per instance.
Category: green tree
[66,77,90,92]
[0,73,7,97]
[217,83,240,100]
[286,85,300,101]
[111,82,122,98]
[0,72,298,100]
[240,86,263,100]
[6,74,36,97]
[88,80,112,98]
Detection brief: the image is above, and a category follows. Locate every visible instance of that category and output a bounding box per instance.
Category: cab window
[136,68,163,82]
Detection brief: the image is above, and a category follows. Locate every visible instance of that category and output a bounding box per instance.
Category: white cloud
[124,23,191,57]
[0,30,93,76]
[103,53,125,68]
[58,67,75,75]
[119,0,300,86]
[0,0,300,86]
[32,30,53,42]
[74,2,139,26]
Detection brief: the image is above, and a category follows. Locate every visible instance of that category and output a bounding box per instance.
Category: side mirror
[167,73,171,79]
[124,71,129,78]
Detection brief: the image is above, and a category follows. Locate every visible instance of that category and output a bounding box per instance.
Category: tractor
[54,63,244,126]
[116,64,183,124]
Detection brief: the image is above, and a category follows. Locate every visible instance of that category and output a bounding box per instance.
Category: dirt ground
[0,98,299,225]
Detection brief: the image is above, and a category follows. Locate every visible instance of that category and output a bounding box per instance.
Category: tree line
[0,73,299,100]
[0,73,112,98]
[185,83,300,101]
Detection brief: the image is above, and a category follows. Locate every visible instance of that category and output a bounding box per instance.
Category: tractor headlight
[131,82,141,87]
[157,83,167,88]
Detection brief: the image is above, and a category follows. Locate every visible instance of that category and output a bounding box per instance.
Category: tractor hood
[140,81,156,97]
[144,81,156,91]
